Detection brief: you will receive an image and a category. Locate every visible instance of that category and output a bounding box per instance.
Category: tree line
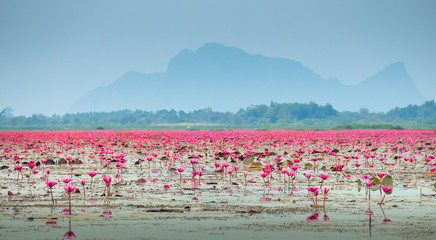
[1,101,435,130]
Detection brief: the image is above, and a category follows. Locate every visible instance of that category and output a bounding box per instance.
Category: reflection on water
[102,211,112,216]
[322,213,329,222]
[306,209,330,222]
[306,213,319,221]
[379,204,391,224]
[63,220,76,239]
[366,203,373,238]
[365,202,392,238]
[2,197,430,240]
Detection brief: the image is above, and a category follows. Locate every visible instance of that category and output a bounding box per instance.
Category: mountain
[69,42,426,113]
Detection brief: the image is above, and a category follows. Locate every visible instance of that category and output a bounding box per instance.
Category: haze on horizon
[1,0,435,116]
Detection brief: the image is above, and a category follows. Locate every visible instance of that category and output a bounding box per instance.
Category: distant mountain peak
[358,61,414,87]
[388,61,406,68]
[195,42,248,56]
[379,61,408,77]
[167,42,253,75]
[70,43,426,114]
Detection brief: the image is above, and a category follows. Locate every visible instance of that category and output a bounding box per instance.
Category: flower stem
[68,193,71,215]
[50,189,54,204]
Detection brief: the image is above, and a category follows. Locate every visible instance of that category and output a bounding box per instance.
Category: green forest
[1,101,436,130]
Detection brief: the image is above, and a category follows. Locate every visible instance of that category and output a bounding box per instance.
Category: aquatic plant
[87,171,97,191]
[79,179,86,198]
[379,185,393,205]
[102,176,112,196]
[46,180,57,204]
[63,184,76,215]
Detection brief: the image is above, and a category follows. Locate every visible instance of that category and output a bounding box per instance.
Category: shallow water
[1,186,435,240]
[1,202,434,240]
[1,130,436,239]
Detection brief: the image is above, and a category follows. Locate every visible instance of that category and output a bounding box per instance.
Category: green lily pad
[369,177,380,185]
[369,177,380,191]
[381,175,393,194]
[381,175,393,186]
[433,183,436,192]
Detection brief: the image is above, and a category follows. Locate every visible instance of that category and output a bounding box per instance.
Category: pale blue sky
[1,0,435,116]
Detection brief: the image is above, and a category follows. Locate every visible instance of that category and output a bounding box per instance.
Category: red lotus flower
[63,184,77,193]
[319,173,329,180]
[46,181,57,188]
[62,178,72,184]
[102,176,112,187]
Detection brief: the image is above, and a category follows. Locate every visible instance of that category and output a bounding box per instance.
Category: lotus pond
[0,130,435,239]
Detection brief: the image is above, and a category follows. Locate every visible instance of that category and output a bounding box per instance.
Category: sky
[1,0,435,116]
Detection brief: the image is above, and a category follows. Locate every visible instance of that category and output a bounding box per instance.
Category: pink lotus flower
[46,180,57,188]
[319,173,329,180]
[335,164,345,170]
[322,186,330,195]
[379,185,393,205]
[63,184,76,193]
[102,176,112,196]
[87,171,97,189]
[102,176,112,187]
[377,172,386,179]
[62,178,72,184]
[381,185,393,193]
[365,180,374,200]
[63,184,77,215]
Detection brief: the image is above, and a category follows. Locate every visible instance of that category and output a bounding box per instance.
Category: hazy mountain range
[69,42,426,113]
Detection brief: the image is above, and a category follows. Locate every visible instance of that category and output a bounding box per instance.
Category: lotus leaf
[381,175,393,194]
